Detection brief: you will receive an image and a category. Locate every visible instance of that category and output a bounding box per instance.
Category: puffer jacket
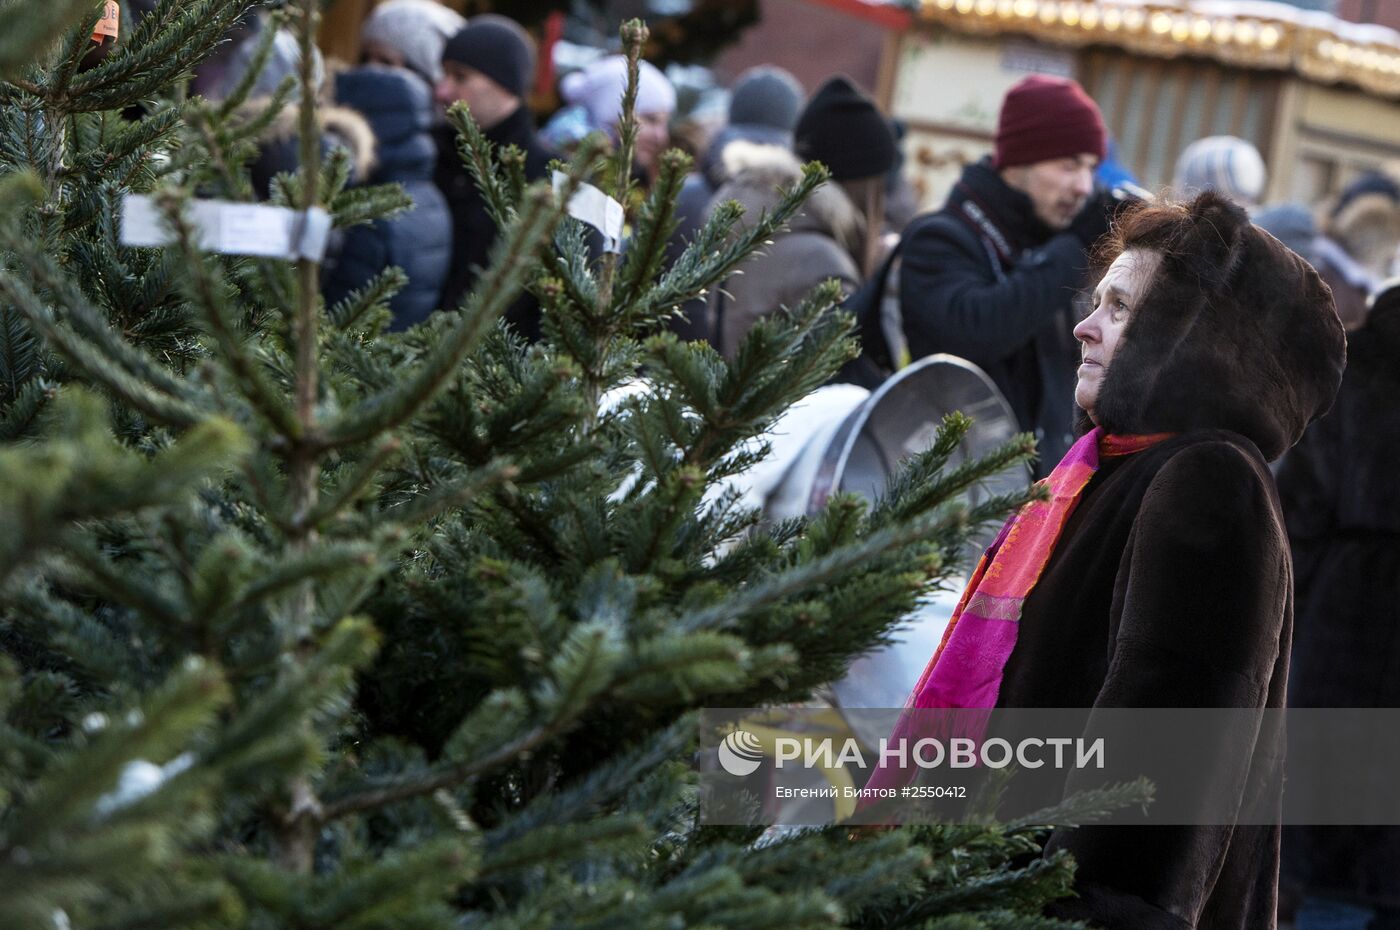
[326,64,452,330]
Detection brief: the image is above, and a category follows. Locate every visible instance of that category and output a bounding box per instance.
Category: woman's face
[360,39,406,70]
[1074,248,1161,423]
[632,110,671,182]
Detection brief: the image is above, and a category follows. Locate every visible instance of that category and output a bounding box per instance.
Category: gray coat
[706,143,863,358]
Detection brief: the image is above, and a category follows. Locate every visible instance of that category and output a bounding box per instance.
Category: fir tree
[0,3,1148,928]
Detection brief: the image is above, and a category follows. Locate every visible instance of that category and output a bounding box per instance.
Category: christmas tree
[0,3,1147,928]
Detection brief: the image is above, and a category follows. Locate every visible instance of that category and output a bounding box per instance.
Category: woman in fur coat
[869,192,1346,929]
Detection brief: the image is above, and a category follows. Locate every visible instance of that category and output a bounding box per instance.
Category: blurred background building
[316,0,1400,211]
[888,0,1400,209]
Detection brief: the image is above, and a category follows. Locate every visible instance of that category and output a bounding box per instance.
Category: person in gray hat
[432,15,553,336]
[705,77,897,358]
[683,67,804,207]
[669,66,806,342]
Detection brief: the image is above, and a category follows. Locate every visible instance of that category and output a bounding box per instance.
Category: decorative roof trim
[917,0,1400,98]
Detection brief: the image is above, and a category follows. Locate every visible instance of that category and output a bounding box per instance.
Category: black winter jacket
[1278,299,1400,907]
[325,65,451,331]
[899,158,1087,473]
[434,104,552,339]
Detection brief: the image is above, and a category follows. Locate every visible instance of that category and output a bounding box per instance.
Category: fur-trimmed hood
[704,141,865,357]
[700,123,793,188]
[711,140,862,257]
[255,100,376,180]
[1094,192,1347,462]
[1327,190,1400,279]
[239,98,376,200]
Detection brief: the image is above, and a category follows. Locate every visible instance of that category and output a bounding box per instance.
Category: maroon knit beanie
[993,75,1107,170]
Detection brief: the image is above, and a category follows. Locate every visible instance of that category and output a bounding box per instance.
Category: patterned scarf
[910,428,1170,709]
[859,427,1171,800]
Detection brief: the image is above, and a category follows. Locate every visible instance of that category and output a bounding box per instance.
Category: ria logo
[718,729,764,776]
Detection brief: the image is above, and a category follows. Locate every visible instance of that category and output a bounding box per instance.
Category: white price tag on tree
[120,193,332,261]
[552,172,624,253]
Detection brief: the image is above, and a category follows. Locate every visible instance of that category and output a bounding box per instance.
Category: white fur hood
[708,141,863,256]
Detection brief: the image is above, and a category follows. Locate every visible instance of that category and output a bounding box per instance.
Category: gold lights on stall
[919,0,1400,97]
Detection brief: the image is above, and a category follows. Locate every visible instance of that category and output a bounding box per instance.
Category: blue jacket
[326,65,451,330]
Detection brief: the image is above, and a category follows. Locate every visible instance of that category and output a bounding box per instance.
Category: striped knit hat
[1173,135,1267,206]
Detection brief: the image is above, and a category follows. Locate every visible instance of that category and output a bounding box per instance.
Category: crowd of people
[192,5,1400,928]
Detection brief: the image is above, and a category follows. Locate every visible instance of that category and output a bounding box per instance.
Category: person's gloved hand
[1069,187,1123,249]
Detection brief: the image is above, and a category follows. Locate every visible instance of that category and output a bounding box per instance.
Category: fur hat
[1333,171,1400,217]
[1093,192,1346,461]
[1327,172,1400,279]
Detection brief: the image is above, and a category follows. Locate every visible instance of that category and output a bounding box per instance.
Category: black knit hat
[441,17,532,97]
[793,76,897,181]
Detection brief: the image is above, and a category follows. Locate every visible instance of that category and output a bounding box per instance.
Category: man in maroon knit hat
[895,75,1117,473]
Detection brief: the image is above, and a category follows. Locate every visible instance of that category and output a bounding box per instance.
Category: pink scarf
[860,427,1171,798]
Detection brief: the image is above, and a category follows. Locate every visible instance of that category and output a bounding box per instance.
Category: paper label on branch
[92,1,120,40]
[553,172,624,253]
[121,193,332,261]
